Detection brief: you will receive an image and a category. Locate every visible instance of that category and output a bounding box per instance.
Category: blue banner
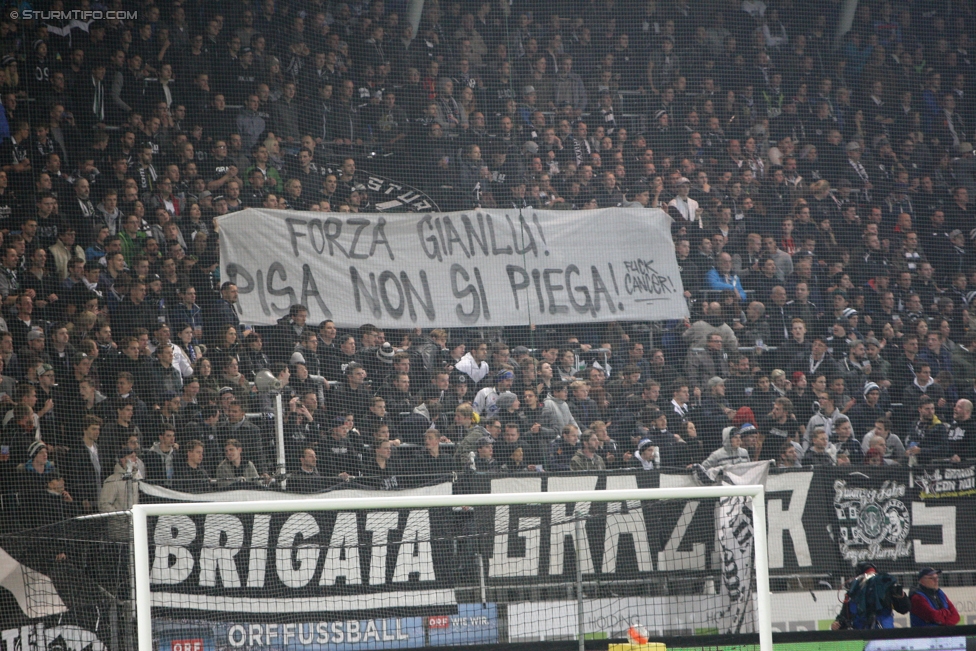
[154,618,425,651]
[427,604,499,646]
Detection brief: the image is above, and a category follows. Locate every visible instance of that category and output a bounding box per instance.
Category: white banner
[137,479,453,502]
[714,461,770,635]
[217,208,688,328]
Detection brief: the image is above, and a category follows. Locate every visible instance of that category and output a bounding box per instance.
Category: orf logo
[172,639,204,651]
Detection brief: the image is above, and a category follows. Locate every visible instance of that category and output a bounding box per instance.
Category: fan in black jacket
[175,440,212,493]
[20,468,116,632]
[63,415,110,510]
[319,419,363,480]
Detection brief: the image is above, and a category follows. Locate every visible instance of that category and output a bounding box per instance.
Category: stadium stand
[0,0,974,644]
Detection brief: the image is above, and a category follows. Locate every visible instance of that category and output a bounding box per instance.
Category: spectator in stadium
[864,435,899,465]
[662,379,692,430]
[832,562,910,629]
[861,417,906,464]
[472,369,515,417]
[570,430,606,471]
[469,436,497,473]
[907,396,953,463]
[455,339,490,385]
[335,362,372,425]
[540,381,579,434]
[287,447,328,494]
[706,253,747,301]
[99,445,141,517]
[607,364,642,404]
[947,399,976,461]
[142,345,184,407]
[362,439,400,490]
[493,391,521,426]
[918,332,953,378]
[18,468,119,618]
[176,439,212,493]
[701,423,752,469]
[632,437,660,470]
[453,403,491,458]
[849,382,886,440]
[209,283,249,345]
[417,428,455,475]
[63,415,107,512]
[22,439,55,489]
[491,422,527,471]
[802,427,835,466]
[775,441,800,468]
[686,334,731,390]
[100,399,142,460]
[683,302,739,352]
[805,393,842,447]
[910,568,960,627]
[758,397,799,461]
[833,416,864,464]
[216,438,263,488]
[219,401,268,474]
[547,424,581,471]
[361,396,390,442]
[144,426,180,487]
[567,380,601,427]
[319,413,364,482]
[692,377,734,452]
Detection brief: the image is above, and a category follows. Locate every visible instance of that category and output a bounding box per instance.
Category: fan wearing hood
[701,424,753,469]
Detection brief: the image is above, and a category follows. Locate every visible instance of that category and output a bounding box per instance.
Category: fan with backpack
[831,561,911,629]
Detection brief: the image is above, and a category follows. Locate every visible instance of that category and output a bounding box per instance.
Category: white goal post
[132,486,773,651]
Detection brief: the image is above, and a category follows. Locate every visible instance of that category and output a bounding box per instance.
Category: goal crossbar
[132,485,773,651]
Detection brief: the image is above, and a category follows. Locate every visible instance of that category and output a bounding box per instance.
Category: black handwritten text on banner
[217,208,689,328]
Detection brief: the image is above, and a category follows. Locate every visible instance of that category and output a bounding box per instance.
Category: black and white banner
[916,464,976,500]
[145,482,456,616]
[217,207,688,328]
[358,175,440,213]
[824,465,976,572]
[2,466,969,627]
[709,461,771,635]
[138,465,976,618]
[2,465,975,651]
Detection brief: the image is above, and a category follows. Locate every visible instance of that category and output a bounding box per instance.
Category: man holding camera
[832,562,910,629]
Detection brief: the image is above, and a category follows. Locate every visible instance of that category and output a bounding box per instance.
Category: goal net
[132,485,773,651]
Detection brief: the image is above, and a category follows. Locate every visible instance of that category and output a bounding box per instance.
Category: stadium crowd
[0,0,973,508]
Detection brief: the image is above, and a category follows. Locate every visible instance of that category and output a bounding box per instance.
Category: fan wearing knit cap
[24,440,57,488]
[848,381,887,440]
[472,369,515,417]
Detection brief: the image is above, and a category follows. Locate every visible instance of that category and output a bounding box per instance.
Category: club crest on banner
[833,478,911,566]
